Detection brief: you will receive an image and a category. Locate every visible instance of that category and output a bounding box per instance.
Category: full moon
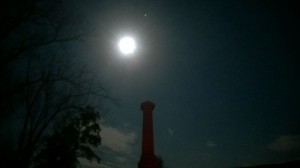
[118,37,136,55]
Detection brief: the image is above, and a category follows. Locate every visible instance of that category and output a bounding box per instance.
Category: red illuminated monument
[138,101,158,168]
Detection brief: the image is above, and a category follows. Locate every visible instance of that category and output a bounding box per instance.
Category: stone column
[138,101,157,168]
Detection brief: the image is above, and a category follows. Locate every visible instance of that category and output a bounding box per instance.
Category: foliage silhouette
[33,106,101,168]
[157,156,168,168]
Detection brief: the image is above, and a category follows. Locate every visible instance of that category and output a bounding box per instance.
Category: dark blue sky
[72,1,300,168]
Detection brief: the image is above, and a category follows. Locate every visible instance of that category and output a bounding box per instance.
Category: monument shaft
[139,101,157,168]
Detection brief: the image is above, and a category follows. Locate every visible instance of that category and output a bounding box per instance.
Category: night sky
[78,1,300,168]
[81,1,300,168]
[2,0,300,168]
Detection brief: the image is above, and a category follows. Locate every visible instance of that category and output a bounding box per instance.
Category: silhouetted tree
[0,1,111,168]
[10,60,108,168]
[9,55,107,165]
[0,0,85,125]
[33,106,101,168]
[157,156,168,168]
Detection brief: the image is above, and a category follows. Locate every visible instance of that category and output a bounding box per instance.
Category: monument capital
[141,101,155,111]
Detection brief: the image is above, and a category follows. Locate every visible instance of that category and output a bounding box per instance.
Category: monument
[138,101,158,168]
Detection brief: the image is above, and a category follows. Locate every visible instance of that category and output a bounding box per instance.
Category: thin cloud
[269,135,300,151]
[115,156,127,162]
[101,124,136,153]
[168,128,174,135]
[206,141,217,148]
[167,128,174,143]
[100,161,123,168]
[78,158,101,168]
